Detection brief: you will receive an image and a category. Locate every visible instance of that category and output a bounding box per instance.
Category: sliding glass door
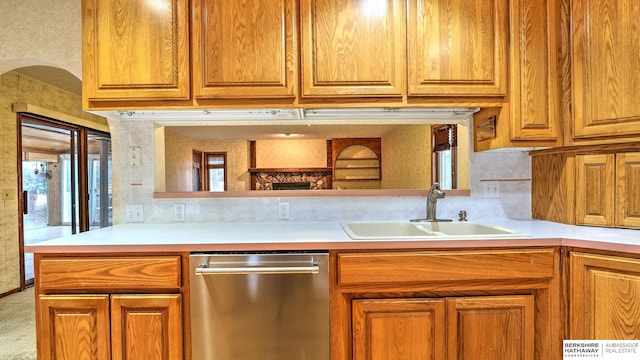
[18,114,111,287]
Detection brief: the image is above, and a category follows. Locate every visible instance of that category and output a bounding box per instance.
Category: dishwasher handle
[195,264,319,275]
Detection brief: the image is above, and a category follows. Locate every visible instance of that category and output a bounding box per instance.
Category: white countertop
[24,219,640,254]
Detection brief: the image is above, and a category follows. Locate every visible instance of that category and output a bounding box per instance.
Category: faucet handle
[458,210,468,221]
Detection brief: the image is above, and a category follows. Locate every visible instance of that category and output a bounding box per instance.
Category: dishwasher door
[190,252,329,360]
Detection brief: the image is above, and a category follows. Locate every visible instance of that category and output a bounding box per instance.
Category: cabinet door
[570,252,640,339]
[446,296,534,360]
[575,154,615,227]
[616,153,640,229]
[352,298,445,360]
[192,0,297,100]
[38,295,111,360]
[300,0,406,97]
[509,0,559,140]
[571,0,640,138]
[82,0,190,104]
[111,294,183,360]
[407,0,508,97]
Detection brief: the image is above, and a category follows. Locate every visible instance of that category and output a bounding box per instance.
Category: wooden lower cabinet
[352,298,445,360]
[352,295,534,360]
[34,254,186,360]
[334,248,561,360]
[569,251,640,339]
[38,294,183,360]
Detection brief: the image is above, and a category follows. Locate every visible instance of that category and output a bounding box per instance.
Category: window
[204,152,227,191]
[432,125,457,189]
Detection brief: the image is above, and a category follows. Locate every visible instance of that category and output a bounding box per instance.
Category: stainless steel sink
[341,221,529,240]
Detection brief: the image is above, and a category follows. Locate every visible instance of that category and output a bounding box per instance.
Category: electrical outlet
[125,204,144,222]
[482,181,501,198]
[174,203,186,222]
[278,201,290,220]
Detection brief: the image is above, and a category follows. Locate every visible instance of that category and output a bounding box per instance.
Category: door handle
[195,264,319,275]
[23,191,28,215]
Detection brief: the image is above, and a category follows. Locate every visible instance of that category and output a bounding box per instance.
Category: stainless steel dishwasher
[189,252,329,360]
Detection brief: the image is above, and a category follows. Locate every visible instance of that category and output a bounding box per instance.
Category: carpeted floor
[0,288,37,359]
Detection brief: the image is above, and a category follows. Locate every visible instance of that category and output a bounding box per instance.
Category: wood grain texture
[571,0,640,138]
[82,0,191,104]
[38,256,182,291]
[575,154,615,226]
[407,0,508,97]
[338,249,555,285]
[192,0,297,99]
[616,152,640,228]
[110,294,183,360]
[569,252,640,339]
[300,0,406,97]
[38,295,111,360]
[509,0,560,141]
[531,152,576,224]
[446,296,534,360]
[353,298,445,360]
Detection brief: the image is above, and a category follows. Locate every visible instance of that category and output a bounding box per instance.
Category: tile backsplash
[113,120,532,224]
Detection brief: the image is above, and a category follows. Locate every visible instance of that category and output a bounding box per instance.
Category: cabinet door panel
[82,0,190,102]
[446,296,534,360]
[111,294,183,360]
[571,0,640,138]
[616,153,640,228]
[192,0,297,99]
[353,298,445,360]
[575,154,615,226]
[407,0,508,96]
[509,0,559,140]
[301,0,405,97]
[38,295,111,360]
[570,252,640,339]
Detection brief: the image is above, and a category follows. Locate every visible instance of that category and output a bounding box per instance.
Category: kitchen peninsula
[27,220,640,360]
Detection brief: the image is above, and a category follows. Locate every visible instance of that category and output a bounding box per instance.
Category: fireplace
[248,168,332,190]
[272,182,311,190]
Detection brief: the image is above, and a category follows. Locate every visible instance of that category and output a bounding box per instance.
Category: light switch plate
[482,181,501,198]
[125,204,144,222]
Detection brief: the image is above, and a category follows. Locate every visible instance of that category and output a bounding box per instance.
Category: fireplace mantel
[248,168,333,190]
[248,167,332,173]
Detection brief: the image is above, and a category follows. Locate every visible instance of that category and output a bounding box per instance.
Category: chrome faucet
[426,182,446,220]
[411,182,451,222]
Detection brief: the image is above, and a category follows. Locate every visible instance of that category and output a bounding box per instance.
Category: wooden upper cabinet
[575,154,615,227]
[82,0,191,105]
[407,0,508,97]
[571,0,640,138]
[509,0,559,140]
[616,153,640,228]
[300,0,406,97]
[192,0,297,100]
